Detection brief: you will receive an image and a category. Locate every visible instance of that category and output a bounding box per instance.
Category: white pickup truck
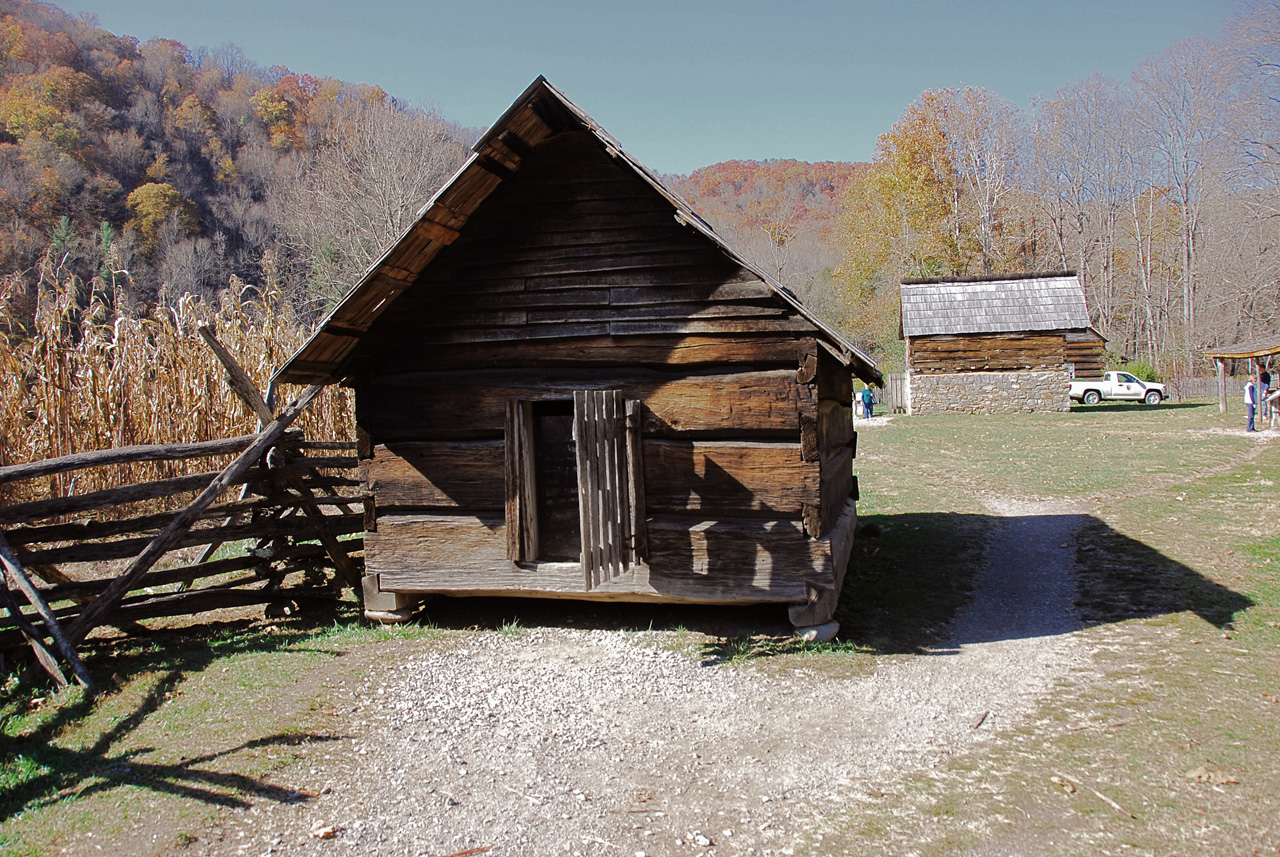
[1069,371,1167,405]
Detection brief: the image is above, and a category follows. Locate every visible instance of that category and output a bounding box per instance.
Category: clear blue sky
[72,0,1234,174]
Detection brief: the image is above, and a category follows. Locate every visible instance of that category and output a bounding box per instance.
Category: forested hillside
[0,0,470,469]
[0,0,471,323]
[666,159,866,330]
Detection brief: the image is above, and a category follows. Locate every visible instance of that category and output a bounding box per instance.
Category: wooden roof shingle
[274,77,879,386]
[1203,335,1280,359]
[900,274,1092,337]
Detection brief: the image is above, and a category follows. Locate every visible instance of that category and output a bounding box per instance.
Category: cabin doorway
[530,400,581,561]
[506,392,647,589]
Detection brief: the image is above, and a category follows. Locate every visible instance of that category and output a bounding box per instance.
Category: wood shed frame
[274,77,880,630]
[1204,335,1280,414]
[899,273,1105,415]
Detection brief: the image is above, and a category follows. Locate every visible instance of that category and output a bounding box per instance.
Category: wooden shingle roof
[900,274,1091,337]
[1203,335,1280,360]
[274,77,879,386]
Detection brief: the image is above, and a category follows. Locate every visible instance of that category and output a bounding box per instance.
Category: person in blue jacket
[860,384,875,420]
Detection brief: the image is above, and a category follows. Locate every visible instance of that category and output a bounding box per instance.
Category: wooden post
[1,580,66,686]
[197,325,274,424]
[1217,359,1227,415]
[65,385,324,644]
[0,532,91,686]
[197,326,357,586]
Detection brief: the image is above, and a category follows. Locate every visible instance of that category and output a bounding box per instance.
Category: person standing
[860,384,875,420]
[1261,368,1272,419]
[1245,374,1258,432]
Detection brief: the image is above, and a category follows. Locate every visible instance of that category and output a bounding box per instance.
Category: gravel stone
[193,498,1085,857]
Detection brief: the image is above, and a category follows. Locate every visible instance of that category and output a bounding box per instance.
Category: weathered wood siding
[907,331,1069,373]
[814,348,855,535]
[355,128,848,604]
[1064,330,1107,378]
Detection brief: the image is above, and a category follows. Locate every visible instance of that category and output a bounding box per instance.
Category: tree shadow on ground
[0,603,362,824]
[1071,401,1211,413]
[412,507,1253,666]
[843,511,1250,655]
[1073,516,1253,629]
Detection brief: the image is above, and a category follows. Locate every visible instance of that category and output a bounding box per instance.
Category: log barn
[900,273,1105,415]
[274,78,881,631]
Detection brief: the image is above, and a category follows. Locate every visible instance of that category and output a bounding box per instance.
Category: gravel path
[199,499,1087,857]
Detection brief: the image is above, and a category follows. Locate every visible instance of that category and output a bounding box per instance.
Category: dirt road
[186,496,1087,857]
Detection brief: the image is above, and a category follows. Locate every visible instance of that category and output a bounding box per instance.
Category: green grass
[0,602,445,856]
[860,401,1249,500]
[813,402,1280,856]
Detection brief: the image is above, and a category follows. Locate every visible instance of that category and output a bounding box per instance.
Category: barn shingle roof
[900,275,1091,337]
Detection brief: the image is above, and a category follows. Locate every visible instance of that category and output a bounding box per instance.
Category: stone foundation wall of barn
[907,369,1071,415]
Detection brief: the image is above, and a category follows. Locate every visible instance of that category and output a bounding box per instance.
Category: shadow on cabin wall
[645,453,811,601]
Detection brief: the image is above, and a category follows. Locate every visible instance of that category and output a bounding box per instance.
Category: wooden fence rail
[0,329,363,688]
[0,427,362,679]
[0,436,261,486]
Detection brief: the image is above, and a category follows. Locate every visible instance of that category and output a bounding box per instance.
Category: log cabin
[899,273,1106,414]
[273,77,881,632]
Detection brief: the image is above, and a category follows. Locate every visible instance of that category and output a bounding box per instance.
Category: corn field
[0,252,354,508]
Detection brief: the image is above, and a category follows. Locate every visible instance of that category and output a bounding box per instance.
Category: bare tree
[1132,36,1239,353]
[1228,1,1280,193]
[942,86,1024,274]
[270,95,469,311]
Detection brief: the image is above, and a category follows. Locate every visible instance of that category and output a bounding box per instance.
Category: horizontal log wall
[908,331,1070,373]
[351,128,853,604]
[368,513,825,604]
[364,368,805,441]
[1064,336,1107,378]
[366,439,819,517]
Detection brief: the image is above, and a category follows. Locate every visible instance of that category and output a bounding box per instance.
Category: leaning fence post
[196,325,358,587]
[0,531,91,687]
[65,384,324,645]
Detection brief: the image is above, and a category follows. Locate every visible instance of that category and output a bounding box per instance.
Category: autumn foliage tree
[0,0,473,317]
[125,181,198,256]
[835,3,1280,377]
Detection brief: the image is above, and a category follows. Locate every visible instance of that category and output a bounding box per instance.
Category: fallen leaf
[310,825,342,839]
[1050,776,1076,794]
[1185,765,1240,785]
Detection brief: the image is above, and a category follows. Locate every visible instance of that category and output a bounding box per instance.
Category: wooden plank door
[574,390,645,589]
[505,399,538,561]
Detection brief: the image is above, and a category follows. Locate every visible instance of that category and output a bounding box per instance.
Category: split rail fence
[0,328,363,688]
